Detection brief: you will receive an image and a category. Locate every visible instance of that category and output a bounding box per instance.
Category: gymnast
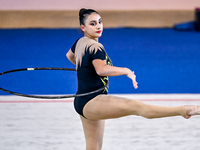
[66,8,200,150]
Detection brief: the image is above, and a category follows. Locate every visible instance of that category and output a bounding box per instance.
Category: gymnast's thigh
[83,95,141,120]
[74,91,106,118]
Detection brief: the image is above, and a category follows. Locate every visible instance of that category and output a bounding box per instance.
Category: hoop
[0,67,108,99]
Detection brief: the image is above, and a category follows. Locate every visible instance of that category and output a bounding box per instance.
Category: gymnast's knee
[116,99,143,116]
[135,103,156,119]
[127,100,153,118]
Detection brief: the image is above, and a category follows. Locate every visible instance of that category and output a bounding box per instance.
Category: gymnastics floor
[0,94,200,150]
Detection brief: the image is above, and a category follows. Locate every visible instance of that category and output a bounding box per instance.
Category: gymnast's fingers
[133,78,138,89]
[126,70,138,89]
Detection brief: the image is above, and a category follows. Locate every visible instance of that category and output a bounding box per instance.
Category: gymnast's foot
[183,105,200,119]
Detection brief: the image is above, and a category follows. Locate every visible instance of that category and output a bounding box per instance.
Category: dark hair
[79,8,99,25]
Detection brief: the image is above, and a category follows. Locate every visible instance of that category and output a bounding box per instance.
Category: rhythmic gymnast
[66,8,200,150]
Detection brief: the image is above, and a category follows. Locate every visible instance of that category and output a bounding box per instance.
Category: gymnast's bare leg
[81,95,200,150]
[80,116,105,150]
[83,95,200,120]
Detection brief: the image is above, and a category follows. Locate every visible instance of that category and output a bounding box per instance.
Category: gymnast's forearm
[96,65,131,77]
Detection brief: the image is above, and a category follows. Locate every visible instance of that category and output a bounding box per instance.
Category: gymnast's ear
[80,25,85,32]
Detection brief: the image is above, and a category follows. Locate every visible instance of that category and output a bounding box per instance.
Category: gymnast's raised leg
[83,95,200,120]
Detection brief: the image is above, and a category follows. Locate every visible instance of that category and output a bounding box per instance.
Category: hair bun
[79,8,87,17]
[79,8,99,25]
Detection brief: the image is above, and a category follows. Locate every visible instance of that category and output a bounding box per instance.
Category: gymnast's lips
[96,31,101,33]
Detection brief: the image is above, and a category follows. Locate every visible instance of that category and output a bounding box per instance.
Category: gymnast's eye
[99,19,102,24]
[90,21,96,26]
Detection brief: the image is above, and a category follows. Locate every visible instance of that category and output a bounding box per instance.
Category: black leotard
[70,37,112,117]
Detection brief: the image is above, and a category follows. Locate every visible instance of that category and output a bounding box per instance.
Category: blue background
[0,28,199,95]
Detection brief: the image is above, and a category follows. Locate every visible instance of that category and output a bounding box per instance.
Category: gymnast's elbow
[66,52,71,60]
[66,50,76,65]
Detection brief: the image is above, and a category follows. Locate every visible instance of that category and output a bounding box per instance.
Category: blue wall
[0,28,199,95]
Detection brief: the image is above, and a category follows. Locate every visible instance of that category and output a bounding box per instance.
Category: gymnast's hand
[126,70,138,89]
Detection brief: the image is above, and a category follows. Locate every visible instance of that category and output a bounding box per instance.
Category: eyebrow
[89,18,102,23]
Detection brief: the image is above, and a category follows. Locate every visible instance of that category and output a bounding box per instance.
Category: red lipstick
[96,31,101,33]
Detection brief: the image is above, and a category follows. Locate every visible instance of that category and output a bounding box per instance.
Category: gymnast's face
[81,13,103,40]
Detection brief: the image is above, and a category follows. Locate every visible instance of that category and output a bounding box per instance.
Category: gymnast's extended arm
[92,59,138,89]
